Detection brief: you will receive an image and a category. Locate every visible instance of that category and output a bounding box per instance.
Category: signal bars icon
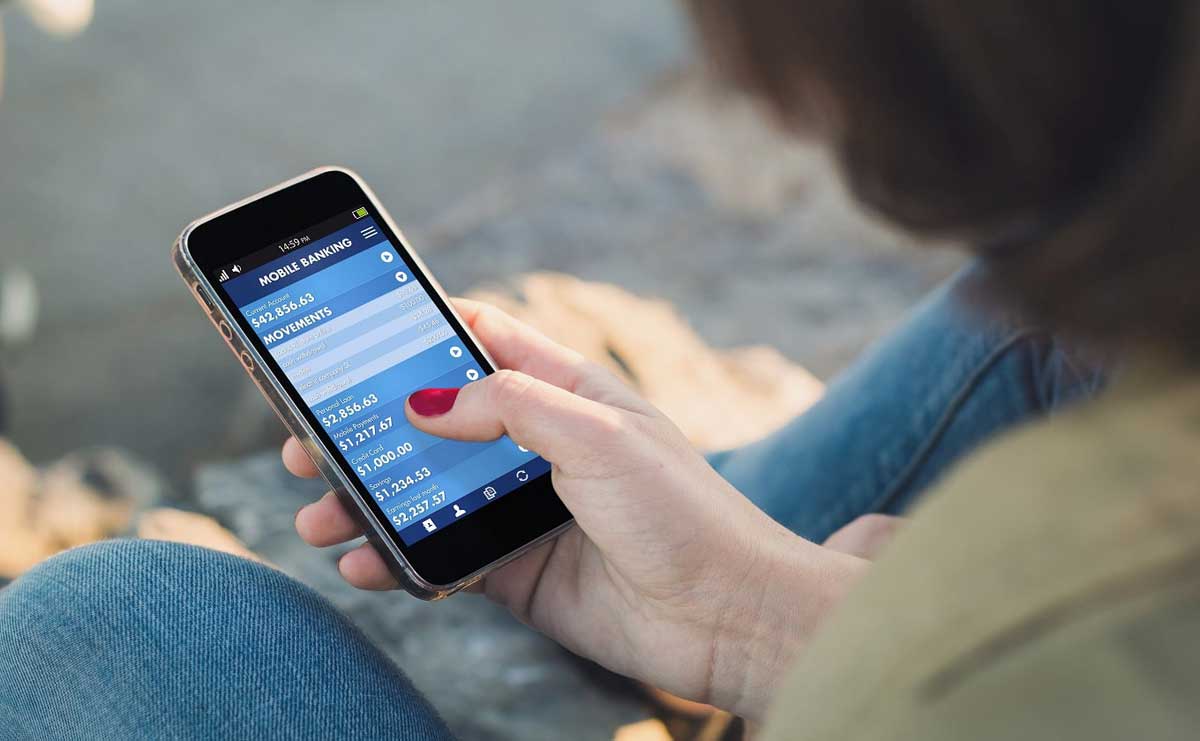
[217,265,242,282]
[217,269,229,282]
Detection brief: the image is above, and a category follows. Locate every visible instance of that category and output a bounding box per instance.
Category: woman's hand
[283,299,867,720]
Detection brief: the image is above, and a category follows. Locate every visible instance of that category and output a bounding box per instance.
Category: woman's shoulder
[764,363,1200,741]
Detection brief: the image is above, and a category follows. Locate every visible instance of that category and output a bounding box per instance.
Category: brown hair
[688,1,1200,356]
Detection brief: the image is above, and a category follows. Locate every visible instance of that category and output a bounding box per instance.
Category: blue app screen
[220,214,549,545]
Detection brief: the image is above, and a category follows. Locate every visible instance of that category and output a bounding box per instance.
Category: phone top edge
[175,166,356,260]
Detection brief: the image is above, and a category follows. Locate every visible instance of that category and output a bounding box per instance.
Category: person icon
[453,503,467,518]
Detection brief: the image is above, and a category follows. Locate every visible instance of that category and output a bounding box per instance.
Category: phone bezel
[179,168,571,591]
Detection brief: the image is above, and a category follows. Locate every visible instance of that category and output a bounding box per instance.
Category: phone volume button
[191,282,217,313]
[238,350,255,372]
[217,320,234,341]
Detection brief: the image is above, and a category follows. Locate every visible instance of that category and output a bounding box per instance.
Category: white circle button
[465,369,480,381]
[449,346,463,358]
[380,251,395,263]
[394,271,408,283]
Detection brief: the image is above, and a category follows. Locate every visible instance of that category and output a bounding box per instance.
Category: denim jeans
[0,266,1104,739]
[708,264,1105,542]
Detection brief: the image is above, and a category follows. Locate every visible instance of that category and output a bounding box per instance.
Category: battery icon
[352,207,368,219]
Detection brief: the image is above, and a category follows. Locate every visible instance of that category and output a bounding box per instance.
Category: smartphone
[173,167,572,599]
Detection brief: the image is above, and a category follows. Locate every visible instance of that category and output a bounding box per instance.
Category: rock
[137,507,266,565]
[0,439,48,577]
[0,439,163,578]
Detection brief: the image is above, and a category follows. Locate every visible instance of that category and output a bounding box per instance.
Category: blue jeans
[707,264,1105,542]
[0,266,1104,739]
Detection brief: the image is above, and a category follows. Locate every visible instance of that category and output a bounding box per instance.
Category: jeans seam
[862,327,1050,517]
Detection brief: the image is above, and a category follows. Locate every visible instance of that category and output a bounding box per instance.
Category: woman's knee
[3,538,279,624]
[0,539,296,673]
[0,539,449,738]
[0,538,350,657]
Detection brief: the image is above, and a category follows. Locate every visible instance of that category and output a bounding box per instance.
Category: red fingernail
[409,388,460,416]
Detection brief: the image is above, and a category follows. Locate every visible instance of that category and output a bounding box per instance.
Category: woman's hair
[688,1,1200,356]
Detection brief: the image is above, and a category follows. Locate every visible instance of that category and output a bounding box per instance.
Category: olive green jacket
[764,368,1200,740]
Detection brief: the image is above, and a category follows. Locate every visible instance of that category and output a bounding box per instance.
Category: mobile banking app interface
[218,208,548,545]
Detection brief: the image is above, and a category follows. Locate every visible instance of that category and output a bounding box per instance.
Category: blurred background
[0,2,959,739]
[0,0,687,487]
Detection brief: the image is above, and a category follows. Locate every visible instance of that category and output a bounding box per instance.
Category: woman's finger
[283,301,607,480]
[282,436,321,479]
[295,490,365,547]
[450,298,591,391]
[338,543,401,590]
[406,369,629,472]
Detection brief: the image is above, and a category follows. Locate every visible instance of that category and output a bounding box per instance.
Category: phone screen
[215,208,549,546]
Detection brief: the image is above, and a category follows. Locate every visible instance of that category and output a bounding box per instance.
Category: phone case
[172,166,572,600]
